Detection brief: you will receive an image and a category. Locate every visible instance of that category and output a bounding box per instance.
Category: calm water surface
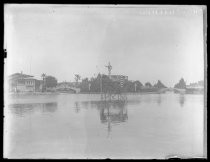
[5,93,204,159]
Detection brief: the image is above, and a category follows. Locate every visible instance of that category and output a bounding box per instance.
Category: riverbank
[7,92,60,97]
[7,89,203,97]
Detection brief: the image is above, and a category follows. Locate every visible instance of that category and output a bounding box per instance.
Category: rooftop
[9,73,34,80]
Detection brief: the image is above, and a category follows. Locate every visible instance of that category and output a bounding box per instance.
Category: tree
[103,76,121,93]
[145,82,152,87]
[45,76,57,88]
[134,80,143,91]
[174,78,186,89]
[80,78,89,92]
[89,75,100,92]
[93,74,121,94]
[74,74,81,86]
[41,73,46,80]
[124,80,135,92]
[154,80,167,89]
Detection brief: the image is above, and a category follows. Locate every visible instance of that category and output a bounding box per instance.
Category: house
[8,72,42,92]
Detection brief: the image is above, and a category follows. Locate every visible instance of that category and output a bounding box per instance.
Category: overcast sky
[5,5,204,87]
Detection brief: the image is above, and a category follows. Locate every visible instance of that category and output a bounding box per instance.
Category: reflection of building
[9,102,58,116]
[8,72,42,92]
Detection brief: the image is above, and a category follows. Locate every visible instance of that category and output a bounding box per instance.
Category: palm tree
[74,74,81,87]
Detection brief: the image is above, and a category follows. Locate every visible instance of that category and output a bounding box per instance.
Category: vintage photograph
[4,5,206,159]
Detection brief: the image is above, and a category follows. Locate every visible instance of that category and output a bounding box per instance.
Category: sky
[4,5,205,87]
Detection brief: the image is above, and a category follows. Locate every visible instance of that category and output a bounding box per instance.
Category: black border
[1,0,208,161]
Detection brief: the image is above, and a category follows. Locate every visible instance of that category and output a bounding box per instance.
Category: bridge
[56,84,80,93]
[158,88,186,94]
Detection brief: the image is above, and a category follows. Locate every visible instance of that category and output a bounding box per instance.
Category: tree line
[79,74,167,93]
[41,73,188,93]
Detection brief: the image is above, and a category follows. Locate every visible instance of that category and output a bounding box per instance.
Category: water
[4,93,204,159]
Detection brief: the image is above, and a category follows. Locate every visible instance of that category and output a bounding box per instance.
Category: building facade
[8,73,42,92]
[109,75,128,82]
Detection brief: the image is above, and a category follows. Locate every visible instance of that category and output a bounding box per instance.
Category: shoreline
[7,91,203,96]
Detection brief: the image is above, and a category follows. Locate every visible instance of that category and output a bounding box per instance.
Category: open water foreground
[4,93,204,159]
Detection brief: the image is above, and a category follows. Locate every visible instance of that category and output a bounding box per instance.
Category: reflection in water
[6,94,204,158]
[99,101,128,124]
[157,94,162,105]
[74,102,80,113]
[80,100,140,109]
[179,94,185,107]
[100,101,128,137]
[9,102,58,117]
[41,102,58,113]
[79,100,128,137]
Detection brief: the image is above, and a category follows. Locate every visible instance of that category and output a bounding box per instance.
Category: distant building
[187,80,204,89]
[8,72,42,92]
[186,80,204,94]
[109,75,128,82]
